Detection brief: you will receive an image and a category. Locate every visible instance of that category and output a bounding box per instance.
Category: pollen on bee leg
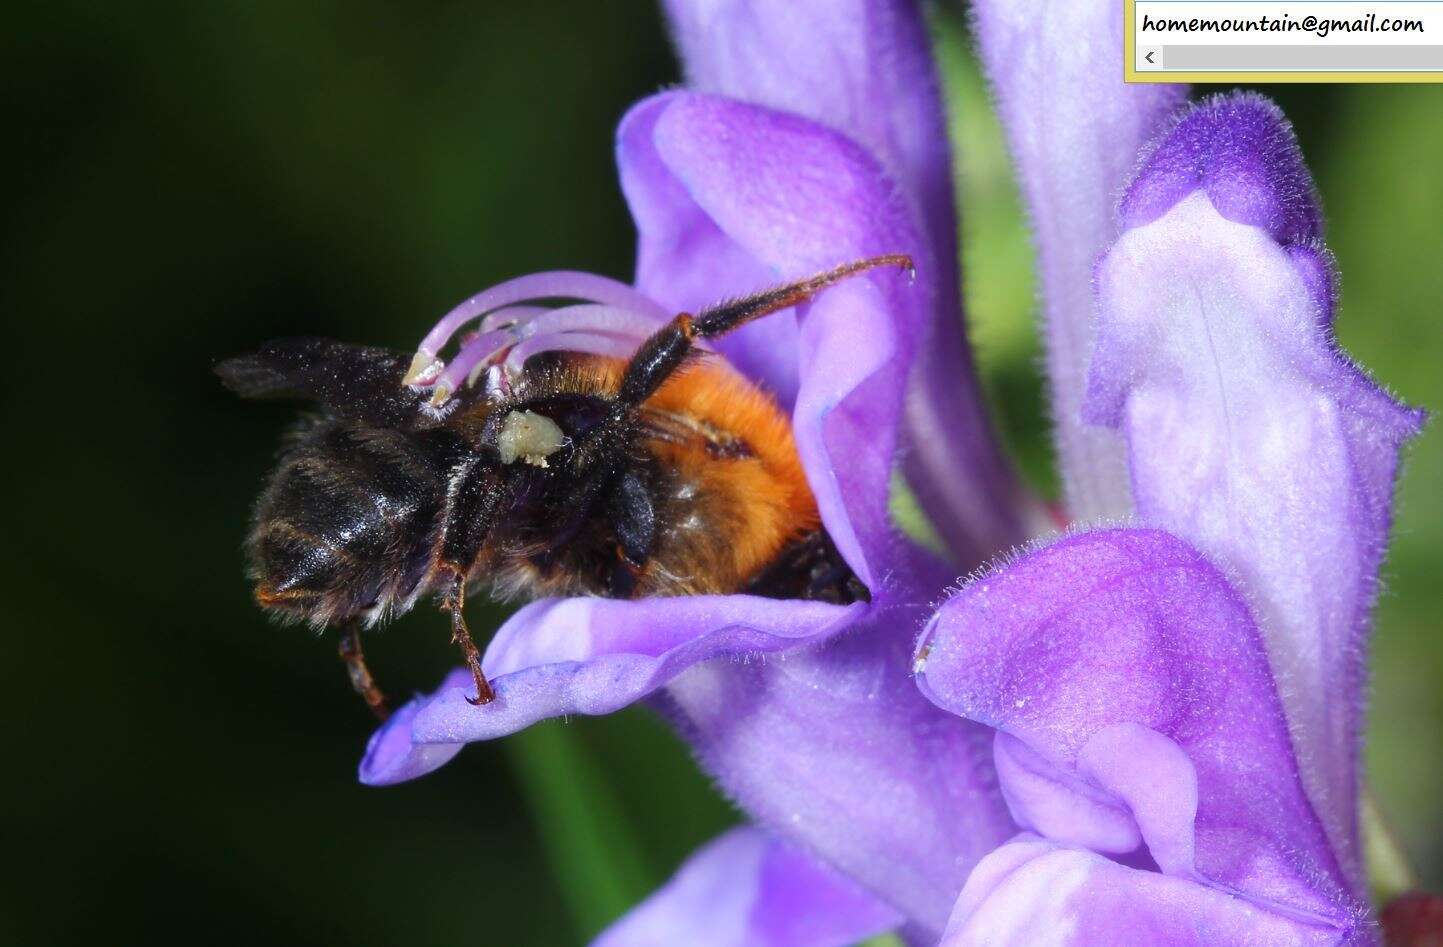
[498,410,566,467]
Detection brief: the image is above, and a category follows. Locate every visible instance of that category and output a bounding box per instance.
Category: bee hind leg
[338,620,391,721]
[441,572,495,706]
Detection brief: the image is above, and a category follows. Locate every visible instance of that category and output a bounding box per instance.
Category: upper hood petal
[661,0,947,233]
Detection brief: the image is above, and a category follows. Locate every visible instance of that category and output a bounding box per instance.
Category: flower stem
[506,721,654,939]
[1363,788,1418,902]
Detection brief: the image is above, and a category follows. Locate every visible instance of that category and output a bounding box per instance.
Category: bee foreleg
[337,620,390,721]
[441,572,494,706]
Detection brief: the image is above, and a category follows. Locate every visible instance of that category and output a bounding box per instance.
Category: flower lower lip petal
[916,528,1362,931]
[940,835,1351,947]
[357,595,862,783]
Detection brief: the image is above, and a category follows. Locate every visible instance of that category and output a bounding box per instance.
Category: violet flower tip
[401,351,442,387]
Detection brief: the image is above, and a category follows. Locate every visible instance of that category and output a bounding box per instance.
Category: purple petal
[592,827,902,947]
[941,836,1356,946]
[658,0,1027,560]
[1088,93,1425,883]
[661,0,946,227]
[974,0,1186,521]
[358,667,470,786]
[617,94,785,397]
[358,595,861,785]
[1120,93,1322,245]
[991,733,1142,856]
[916,529,1367,933]
[662,543,1016,937]
[617,92,923,582]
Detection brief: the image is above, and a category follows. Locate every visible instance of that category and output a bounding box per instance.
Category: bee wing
[636,409,695,446]
[638,406,750,458]
[637,406,712,446]
[216,337,452,429]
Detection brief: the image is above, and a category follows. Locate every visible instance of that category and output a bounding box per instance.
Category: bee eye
[497,409,566,468]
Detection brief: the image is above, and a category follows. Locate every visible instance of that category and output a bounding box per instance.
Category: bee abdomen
[249,420,454,625]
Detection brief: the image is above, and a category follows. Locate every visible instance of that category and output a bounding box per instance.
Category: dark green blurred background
[3,3,1439,944]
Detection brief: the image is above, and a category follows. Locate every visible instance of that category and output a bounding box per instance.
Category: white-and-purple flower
[358,1,1424,943]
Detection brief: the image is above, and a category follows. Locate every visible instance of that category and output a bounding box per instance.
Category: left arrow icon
[1145,50,1157,64]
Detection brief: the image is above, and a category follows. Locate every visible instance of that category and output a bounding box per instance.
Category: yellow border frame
[1124,0,1443,82]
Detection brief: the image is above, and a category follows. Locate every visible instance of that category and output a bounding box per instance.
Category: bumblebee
[218,255,909,717]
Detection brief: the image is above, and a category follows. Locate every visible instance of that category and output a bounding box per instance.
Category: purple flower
[358,0,1424,943]
[913,5,1422,942]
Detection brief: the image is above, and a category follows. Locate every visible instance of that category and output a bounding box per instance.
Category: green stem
[506,721,655,939]
[1363,789,1418,902]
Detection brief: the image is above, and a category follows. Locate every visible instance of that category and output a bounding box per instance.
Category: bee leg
[441,572,494,706]
[430,457,504,706]
[338,620,390,721]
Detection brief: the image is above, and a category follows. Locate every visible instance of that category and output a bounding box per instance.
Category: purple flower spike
[335,0,1429,939]
[974,0,1186,521]
[650,0,1029,565]
[917,529,1369,943]
[594,827,902,947]
[1088,92,1425,882]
